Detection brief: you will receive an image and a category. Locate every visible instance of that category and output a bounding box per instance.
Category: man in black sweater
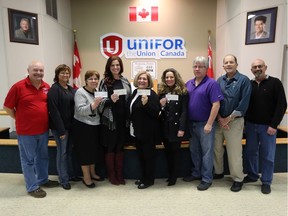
[244,59,287,194]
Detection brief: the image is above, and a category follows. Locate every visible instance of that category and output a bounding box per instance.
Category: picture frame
[8,8,39,45]
[245,7,277,45]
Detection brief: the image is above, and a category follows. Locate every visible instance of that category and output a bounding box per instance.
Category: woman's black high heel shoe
[82,179,95,188]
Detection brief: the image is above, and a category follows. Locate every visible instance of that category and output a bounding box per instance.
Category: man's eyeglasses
[252,65,264,69]
[193,65,205,69]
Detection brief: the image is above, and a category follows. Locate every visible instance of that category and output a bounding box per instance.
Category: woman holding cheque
[73,70,103,188]
[129,71,161,189]
[158,68,188,186]
[98,56,131,185]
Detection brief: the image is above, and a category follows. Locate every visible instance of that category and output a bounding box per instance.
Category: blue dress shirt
[217,71,252,118]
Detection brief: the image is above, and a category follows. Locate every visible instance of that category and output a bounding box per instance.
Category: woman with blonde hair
[129,71,161,189]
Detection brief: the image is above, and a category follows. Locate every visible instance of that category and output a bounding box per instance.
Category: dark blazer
[129,89,161,145]
[159,93,188,142]
[47,82,75,136]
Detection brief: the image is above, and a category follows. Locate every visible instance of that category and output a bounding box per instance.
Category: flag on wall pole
[73,30,82,89]
[207,30,214,78]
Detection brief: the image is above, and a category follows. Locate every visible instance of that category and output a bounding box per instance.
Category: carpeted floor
[0,173,287,216]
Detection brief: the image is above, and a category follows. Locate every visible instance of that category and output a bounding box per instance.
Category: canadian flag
[207,35,214,78]
[129,6,158,22]
[73,41,82,89]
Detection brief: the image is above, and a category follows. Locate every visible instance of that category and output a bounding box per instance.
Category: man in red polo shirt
[3,61,58,198]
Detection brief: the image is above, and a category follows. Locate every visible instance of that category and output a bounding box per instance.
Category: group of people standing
[183,54,286,195]
[3,54,287,198]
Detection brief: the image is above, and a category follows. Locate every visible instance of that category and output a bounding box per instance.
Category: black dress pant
[163,140,181,181]
[135,139,155,185]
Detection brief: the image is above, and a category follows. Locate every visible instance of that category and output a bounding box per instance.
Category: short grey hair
[193,56,208,68]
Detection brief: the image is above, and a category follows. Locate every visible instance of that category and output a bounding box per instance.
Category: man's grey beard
[254,71,262,78]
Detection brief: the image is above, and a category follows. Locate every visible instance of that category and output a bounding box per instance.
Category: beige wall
[0,0,73,129]
[216,0,287,80]
[1,0,287,130]
[71,0,217,83]
[216,0,287,127]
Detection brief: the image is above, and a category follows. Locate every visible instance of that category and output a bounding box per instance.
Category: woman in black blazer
[158,68,188,186]
[129,71,161,189]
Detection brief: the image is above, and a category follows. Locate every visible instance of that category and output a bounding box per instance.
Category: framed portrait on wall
[8,8,39,45]
[245,7,277,45]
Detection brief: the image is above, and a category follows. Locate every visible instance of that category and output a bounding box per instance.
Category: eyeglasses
[252,65,264,69]
[193,65,205,69]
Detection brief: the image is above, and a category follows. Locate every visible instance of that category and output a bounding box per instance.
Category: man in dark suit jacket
[250,15,269,39]
[15,18,33,39]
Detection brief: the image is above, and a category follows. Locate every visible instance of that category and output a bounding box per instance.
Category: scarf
[98,76,131,131]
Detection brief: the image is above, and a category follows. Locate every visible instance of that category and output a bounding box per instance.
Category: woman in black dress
[98,56,131,185]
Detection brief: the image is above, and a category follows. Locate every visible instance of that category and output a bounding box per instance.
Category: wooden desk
[0,110,8,116]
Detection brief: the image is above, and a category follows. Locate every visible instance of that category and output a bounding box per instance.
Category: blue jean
[17,131,49,192]
[189,121,215,183]
[52,130,75,185]
[244,122,277,185]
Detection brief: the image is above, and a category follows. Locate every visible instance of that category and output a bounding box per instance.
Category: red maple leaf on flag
[129,6,158,22]
[138,8,149,18]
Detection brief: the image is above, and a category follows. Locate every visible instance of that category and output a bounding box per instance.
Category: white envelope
[114,89,127,95]
[137,89,151,96]
[94,91,108,98]
[166,94,179,101]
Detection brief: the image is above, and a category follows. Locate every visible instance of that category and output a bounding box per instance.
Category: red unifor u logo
[100,33,124,58]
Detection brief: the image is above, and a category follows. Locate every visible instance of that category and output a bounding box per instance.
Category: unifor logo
[100,33,186,59]
[100,33,124,58]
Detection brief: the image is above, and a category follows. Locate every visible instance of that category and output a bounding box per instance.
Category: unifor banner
[100,33,187,60]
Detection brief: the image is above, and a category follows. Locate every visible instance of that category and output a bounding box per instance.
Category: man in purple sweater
[183,56,223,191]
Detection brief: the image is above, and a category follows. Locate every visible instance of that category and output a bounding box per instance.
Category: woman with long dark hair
[158,68,188,186]
[98,56,131,185]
